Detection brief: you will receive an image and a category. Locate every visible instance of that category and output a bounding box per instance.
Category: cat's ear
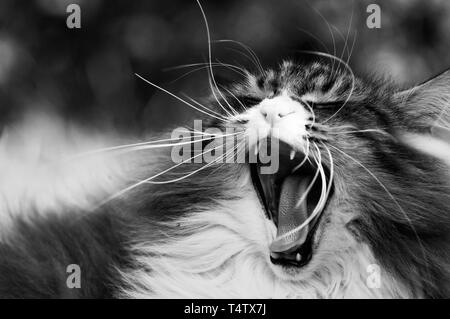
[395,69,450,131]
[395,69,450,163]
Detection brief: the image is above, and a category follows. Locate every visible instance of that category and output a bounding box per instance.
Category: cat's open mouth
[251,140,331,268]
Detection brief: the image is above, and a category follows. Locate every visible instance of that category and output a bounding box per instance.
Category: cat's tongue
[270,175,310,253]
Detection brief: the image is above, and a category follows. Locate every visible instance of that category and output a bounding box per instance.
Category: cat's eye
[305,100,344,109]
[235,119,249,124]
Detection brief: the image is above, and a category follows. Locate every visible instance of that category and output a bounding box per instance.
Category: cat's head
[138,58,450,298]
[195,58,450,296]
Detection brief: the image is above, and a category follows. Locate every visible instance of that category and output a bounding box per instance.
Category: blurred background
[0,0,449,136]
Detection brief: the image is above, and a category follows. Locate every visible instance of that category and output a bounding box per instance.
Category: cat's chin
[266,215,326,281]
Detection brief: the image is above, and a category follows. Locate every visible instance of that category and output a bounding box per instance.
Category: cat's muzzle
[251,139,331,268]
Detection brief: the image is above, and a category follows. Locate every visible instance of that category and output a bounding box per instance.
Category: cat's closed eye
[306,101,344,109]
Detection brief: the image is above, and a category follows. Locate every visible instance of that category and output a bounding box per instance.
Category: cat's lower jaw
[118,193,411,298]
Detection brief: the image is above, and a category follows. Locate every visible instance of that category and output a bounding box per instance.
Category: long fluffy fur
[0,62,449,299]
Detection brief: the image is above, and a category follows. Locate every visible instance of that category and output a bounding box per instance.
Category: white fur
[0,111,411,298]
[118,175,410,298]
[401,132,450,167]
[234,92,311,153]
[0,112,127,231]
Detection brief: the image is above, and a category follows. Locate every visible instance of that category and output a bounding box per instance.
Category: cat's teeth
[290,150,296,160]
[296,253,302,262]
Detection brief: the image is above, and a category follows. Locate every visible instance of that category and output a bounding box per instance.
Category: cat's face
[200,59,450,289]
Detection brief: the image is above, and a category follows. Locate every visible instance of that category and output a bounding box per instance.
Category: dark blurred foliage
[0,0,449,134]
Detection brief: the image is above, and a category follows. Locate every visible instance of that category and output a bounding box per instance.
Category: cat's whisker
[314,123,355,131]
[214,39,264,75]
[182,94,227,119]
[313,143,329,212]
[164,62,247,77]
[210,143,244,177]
[225,47,262,75]
[206,74,240,118]
[206,139,246,177]
[205,62,245,117]
[65,132,233,160]
[294,159,321,209]
[327,129,390,136]
[303,100,316,128]
[215,59,249,78]
[178,127,244,137]
[329,25,349,76]
[306,3,337,76]
[147,142,239,185]
[346,30,358,65]
[322,143,334,199]
[168,63,246,84]
[197,0,239,118]
[219,85,247,111]
[224,141,245,163]
[273,143,328,245]
[134,73,227,122]
[296,27,331,57]
[327,143,432,280]
[433,104,450,128]
[206,75,235,117]
[292,138,311,173]
[340,0,354,66]
[162,133,247,179]
[97,133,243,205]
[254,140,259,157]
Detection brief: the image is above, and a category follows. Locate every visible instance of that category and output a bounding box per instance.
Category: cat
[0,58,449,299]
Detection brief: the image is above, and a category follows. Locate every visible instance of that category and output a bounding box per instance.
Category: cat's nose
[260,104,295,125]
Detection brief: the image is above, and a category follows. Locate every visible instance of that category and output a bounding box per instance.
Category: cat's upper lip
[250,139,330,268]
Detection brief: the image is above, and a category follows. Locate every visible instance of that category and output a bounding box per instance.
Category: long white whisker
[346,30,358,65]
[66,133,234,160]
[340,1,354,64]
[327,143,431,280]
[312,143,329,213]
[296,27,330,56]
[135,73,226,122]
[273,143,327,244]
[207,74,236,117]
[434,104,450,127]
[215,59,249,77]
[165,62,247,76]
[302,100,316,128]
[294,162,321,208]
[292,138,311,172]
[330,25,349,71]
[206,139,246,177]
[97,133,243,205]
[182,94,227,119]
[225,47,261,74]
[327,129,389,136]
[322,143,334,200]
[146,142,239,184]
[215,39,264,75]
[219,85,247,111]
[307,3,337,76]
[168,64,243,84]
[196,0,237,118]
